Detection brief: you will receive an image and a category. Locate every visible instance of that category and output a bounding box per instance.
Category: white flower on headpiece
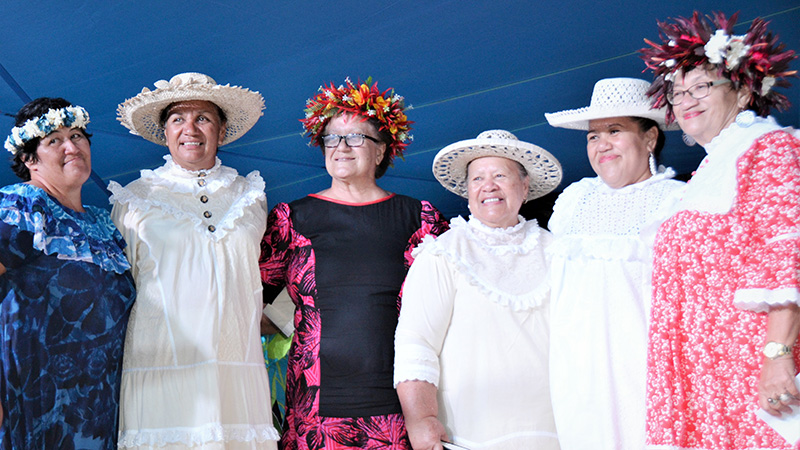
[325,90,336,99]
[22,122,40,139]
[668,40,676,47]
[665,71,675,82]
[665,59,676,68]
[392,94,401,102]
[725,36,750,70]
[154,80,171,89]
[704,29,730,64]
[761,76,776,95]
[45,109,61,127]
[383,106,390,112]
[342,95,352,102]
[367,110,376,116]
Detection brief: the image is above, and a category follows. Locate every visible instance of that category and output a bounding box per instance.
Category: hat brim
[545,105,680,131]
[117,84,264,146]
[433,137,562,201]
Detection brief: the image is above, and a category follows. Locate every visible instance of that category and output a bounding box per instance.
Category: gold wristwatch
[763,341,792,359]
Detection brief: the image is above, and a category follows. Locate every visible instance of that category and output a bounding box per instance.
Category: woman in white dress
[543,77,684,450]
[109,73,280,449]
[394,130,562,450]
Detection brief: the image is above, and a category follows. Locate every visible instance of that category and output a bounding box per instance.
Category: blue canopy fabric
[2,0,798,219]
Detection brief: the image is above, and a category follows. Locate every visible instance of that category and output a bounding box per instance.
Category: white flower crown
[5,105,90,155]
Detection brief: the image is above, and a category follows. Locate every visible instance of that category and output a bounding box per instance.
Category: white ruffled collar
[415,215,550,311]
[674,115,781,215]
[144,155,238,194]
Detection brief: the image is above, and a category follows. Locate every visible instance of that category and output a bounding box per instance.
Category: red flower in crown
[300,77,413,163]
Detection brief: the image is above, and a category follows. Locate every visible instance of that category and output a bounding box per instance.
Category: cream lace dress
[109,156,279,449]
[394,216,559,450]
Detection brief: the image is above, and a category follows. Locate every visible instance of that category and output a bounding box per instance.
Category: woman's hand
[759,356,800,416]
[760,305,800,416]
[405,415,448,450]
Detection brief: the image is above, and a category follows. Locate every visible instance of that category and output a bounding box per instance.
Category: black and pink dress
[259,193,448,450]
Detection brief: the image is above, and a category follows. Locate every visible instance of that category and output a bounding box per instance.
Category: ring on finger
[780,393,795,403]
[768,397,778,405]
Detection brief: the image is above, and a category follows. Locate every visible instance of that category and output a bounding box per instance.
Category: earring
[735,110,755,128]
[649,152,657,176]
[682,133,696,146]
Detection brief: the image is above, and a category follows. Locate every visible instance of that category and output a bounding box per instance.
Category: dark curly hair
[9,97,92,181]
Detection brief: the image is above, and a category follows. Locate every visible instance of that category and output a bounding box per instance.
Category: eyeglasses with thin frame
[667,79,732,105]
[321,133,380,148]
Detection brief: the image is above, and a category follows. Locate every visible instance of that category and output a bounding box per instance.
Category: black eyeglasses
[321,133,380,148]
[666,79,731,105]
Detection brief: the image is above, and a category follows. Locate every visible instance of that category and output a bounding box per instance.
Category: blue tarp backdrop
[1,1,798,219]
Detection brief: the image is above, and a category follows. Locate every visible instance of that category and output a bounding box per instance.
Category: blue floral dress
[0,183,135,450]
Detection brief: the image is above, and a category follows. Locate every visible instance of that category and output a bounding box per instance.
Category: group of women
[0,9,799,450]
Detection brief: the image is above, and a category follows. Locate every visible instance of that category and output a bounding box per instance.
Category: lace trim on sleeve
[733,287,800,313]
[393,341,441,388]
[0,183,130,273]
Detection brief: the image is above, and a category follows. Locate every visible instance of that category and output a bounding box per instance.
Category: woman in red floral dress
[640,12,800,449]
[259,78,448,450]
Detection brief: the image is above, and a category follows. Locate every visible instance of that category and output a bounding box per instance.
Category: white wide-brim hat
[544,77,678,131]
[117,72,265,146]
[433,130,562,201]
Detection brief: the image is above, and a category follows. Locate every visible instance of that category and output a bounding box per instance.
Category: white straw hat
[117,72,265,146]
[544,77,677,130]
[432,130,562,201]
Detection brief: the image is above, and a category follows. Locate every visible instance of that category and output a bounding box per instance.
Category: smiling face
[466,156,529,228]
[26,127,92,191]
[671,68,750,146]
[586,116,657,189]
[322,113,386,185]
[163,100,227,171]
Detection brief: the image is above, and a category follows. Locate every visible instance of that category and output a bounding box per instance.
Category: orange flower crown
[301,77,413,162]
[640,11,796,123]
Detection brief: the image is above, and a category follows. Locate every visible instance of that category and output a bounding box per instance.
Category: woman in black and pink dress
[259,78,448,450]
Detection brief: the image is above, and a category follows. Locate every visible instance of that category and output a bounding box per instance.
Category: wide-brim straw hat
[433,130,562,201]
[544,77,678,131]
[117,72,265,146]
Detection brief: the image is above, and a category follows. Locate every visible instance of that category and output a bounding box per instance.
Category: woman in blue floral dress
[0,98,136,449]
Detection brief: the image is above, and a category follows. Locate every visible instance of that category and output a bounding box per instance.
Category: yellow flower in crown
[301,77,413,164]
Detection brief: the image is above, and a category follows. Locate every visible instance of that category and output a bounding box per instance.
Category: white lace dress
[547,170,683,450]
[394,216,559,450]
[109,156,279,449]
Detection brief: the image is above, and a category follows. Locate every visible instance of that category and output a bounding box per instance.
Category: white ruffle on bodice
[108,156,265,241]
[413,215,551,311]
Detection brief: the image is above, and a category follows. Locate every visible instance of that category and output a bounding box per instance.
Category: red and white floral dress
[647,117,800,449]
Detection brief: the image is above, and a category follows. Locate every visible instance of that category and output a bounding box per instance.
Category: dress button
[198,172,207,177]
[208,225,216,232]
[198,179,207,187]
[203,211,212,218]
[200,195,208,203]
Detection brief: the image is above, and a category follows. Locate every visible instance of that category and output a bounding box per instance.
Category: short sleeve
[732,131,800,312]
[404,200,449,269]
[394,246,455,388]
